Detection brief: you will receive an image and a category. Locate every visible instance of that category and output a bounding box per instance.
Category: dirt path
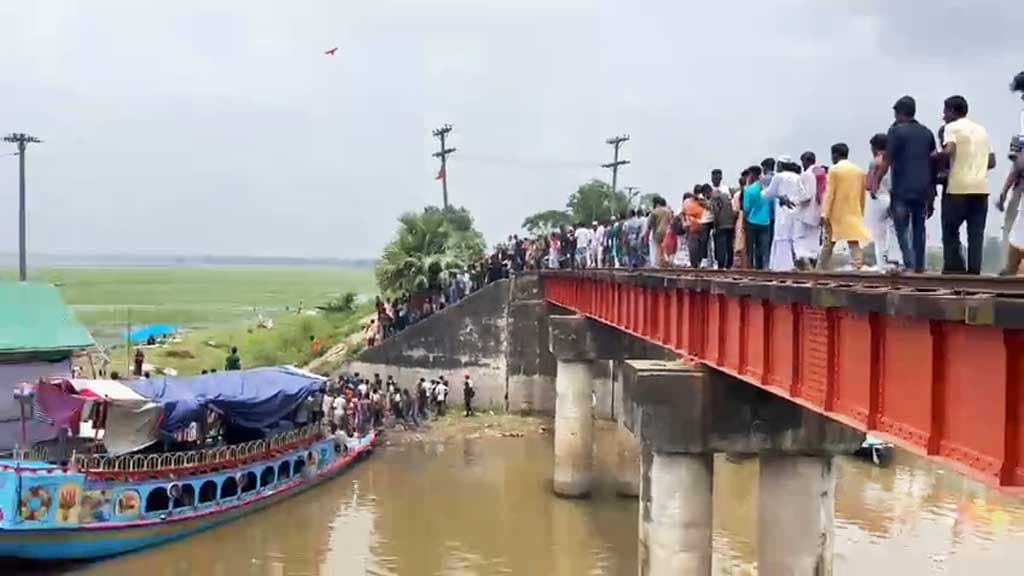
[303,313,374,374]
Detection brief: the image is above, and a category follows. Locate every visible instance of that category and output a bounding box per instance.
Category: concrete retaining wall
[349,275,560,414]
[348,274,664,417]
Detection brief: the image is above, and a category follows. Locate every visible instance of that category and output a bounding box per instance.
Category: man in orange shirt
[683,190,707,268]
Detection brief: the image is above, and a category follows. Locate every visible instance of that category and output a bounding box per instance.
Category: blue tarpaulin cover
[128,324,178,345]
[127,366,324,434]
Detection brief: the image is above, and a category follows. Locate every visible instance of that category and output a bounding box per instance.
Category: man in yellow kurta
[820,142,872,269]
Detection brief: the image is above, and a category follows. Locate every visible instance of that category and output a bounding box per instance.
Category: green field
[1,266,377,376]
[1,267,375,343]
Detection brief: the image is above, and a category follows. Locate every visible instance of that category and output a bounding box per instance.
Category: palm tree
[375,207,486,296]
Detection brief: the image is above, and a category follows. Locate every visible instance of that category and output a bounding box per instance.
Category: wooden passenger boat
[0,367,375,560]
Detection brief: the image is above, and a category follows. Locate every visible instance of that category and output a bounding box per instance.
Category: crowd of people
[536,94,1024,276]
[369,240,530,345]
[310,372,477,437]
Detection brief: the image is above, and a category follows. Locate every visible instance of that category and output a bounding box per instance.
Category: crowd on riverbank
[312,371,477,437]
[369,242,524,344]
[536,94,1024,276]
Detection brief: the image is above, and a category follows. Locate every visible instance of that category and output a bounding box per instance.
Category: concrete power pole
[432,124,456,210]
[4,133,41,281]
[624,185,641,209]
[602,135,630,213]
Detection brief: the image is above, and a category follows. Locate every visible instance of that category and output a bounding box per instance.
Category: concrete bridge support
[552,358,594,497]
[548,316,677,499]
[641,451,714,575]
[622,360,863,576]
[759,455,836,575]
[615,418,642,497]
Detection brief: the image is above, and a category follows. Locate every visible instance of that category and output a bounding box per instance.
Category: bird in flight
[324,47,338,56]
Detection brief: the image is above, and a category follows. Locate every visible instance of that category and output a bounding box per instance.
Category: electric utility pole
[602,134,630,203]
[432,124,456,209]
[624,186,641,209]
[4,133,41,281]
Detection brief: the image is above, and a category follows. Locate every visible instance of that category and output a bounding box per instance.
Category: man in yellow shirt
[820,143,871,270]
[940,95,996,274]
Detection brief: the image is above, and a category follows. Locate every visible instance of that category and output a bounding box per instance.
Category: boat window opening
[293,457,306,476]
[278,460,292,480]
[198,480,218,504]
[240,471,258,495]
[145,487,170,513]
[173,483,196,510]
[220,476,239,499]
[260,466,275,488]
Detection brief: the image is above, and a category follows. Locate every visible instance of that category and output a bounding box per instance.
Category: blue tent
[127,366,324,435]
[129,324,178,345]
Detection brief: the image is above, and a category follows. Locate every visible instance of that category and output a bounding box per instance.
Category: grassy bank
[106,304,372,377]
[0,265,377,377]
[1,266,376,346]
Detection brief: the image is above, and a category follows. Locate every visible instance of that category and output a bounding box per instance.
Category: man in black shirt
[878,96,937,273]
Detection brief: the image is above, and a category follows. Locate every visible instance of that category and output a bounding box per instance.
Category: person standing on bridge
[820,143,871,270]
[709,171,736,269]
[762,156,808,272]
[874,96,937,274]
[649,195,674,267]
[999,136,1024,275]
[796,152,825,270]
[743,166,773,269]
[939,95,996,275]
[733,169,750,268]
[866,133,903,271]
[625,210,643,268]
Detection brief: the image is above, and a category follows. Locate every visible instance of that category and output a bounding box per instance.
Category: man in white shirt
[574,225,592,269]
[321,392,335,428]
[331,394,346,432]
[796,152,825,270]
[592,222,605,268]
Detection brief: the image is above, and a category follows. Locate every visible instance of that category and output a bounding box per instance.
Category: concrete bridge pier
[623,361,863,576]
[759,455,836,575]
[548,316,677,499]
[626,361,715,576]
[552,357,595,497]
[615,417,642,497]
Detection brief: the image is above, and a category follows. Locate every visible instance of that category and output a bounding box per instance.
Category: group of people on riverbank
[313,372,476,437]
[540,93,1024,276]
[370,239,529,346]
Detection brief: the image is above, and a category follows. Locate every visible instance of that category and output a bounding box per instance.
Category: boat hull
[0,435,374,560]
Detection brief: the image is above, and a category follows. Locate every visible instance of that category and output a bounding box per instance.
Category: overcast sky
[2,0,1021,259]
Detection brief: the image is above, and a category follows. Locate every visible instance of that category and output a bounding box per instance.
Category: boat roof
[127,366,325,434]
[0,282,94,355]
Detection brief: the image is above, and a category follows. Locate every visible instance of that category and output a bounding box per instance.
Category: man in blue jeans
[877,96,937,273]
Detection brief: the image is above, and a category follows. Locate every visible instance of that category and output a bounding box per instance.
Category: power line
[601,134,630,202]
[4,133,41,281]
[432,124,456,209]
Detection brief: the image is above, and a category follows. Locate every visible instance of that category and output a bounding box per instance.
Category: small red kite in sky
[324,47,338,56]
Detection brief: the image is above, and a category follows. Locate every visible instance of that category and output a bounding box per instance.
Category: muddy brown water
[16,423,1024,575]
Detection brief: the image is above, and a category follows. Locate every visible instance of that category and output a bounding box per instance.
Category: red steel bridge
[542,269,1024,490]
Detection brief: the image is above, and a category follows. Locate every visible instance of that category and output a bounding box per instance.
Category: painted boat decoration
[0,367,375,560]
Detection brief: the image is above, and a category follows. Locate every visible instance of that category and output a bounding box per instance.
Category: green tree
[522,209,572,236]
[566,179,629,224]
[375,206,486,296]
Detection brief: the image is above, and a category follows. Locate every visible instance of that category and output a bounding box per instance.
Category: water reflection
[13,425,1022,575]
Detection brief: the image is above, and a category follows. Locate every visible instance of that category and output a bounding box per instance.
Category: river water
[46,424,1024,575]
